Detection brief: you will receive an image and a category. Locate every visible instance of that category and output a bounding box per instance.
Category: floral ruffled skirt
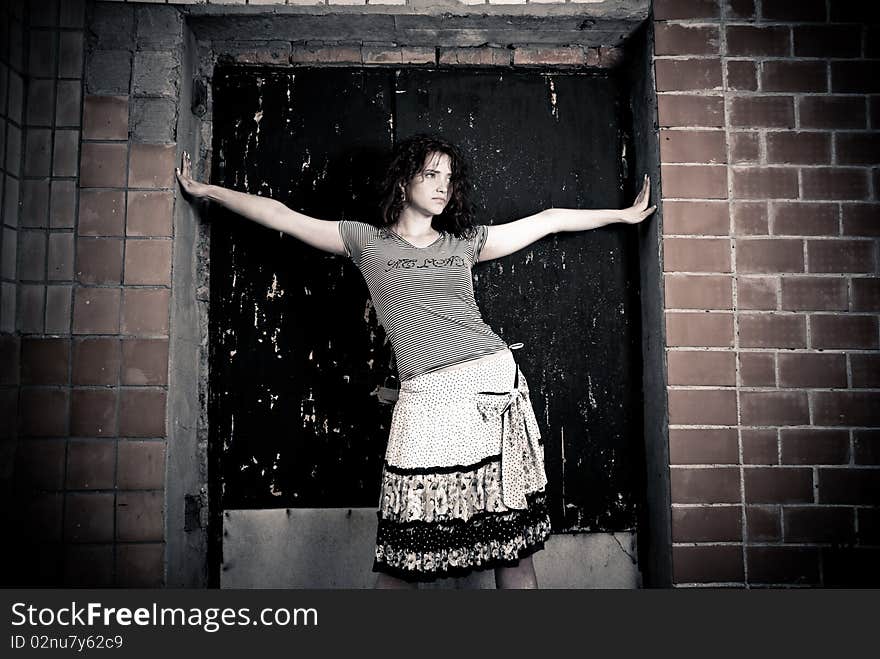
[374,348,551,582]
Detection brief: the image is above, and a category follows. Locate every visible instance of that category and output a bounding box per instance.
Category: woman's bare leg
[375,572,419,589]
[494,555,538,589]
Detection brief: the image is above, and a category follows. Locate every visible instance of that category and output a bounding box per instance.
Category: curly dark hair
[378,134,476,240]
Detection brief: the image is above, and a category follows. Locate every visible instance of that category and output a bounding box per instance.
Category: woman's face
[403,151,452,218]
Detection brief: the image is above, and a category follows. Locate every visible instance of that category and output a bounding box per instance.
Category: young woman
[176,135,656,589]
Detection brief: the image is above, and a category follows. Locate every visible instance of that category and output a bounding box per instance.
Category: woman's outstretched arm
[175,150,346,256]
[479,174,656,262]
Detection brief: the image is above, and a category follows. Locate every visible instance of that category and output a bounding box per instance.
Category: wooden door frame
[166,7,669,588]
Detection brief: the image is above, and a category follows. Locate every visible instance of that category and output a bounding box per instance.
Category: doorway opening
[206,63,653,587]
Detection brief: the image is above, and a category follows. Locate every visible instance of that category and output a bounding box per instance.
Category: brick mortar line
[659,91,873,95]
[114,7,143,586]
[660,126,803,132]
[17,434,168,442]
[656,22,863,28]
[27,1,78,579]
[672,539,867,545]
[163,40,179,562]
[23,487,168,494]
[665,162,877,166]
[15,430,167,440]
[672,583,749,588]
[663,266,877,272]
[50,540,162,546]
[711,5,750,584]
[668,423,876,428]
[727,57,875,62]
[672,466,880,471]
[673,541,875,548]
[20,334,171,340]
[662,198,875,205]
[30,73,84,82]
[672,541,742,546]
[672,503,871,506]
[667,345,877,349]
[680,585,820,589]
[46,281,173,289]
[667,385,880,391]
[655,20,862,27]
[668,235,879,245]
[21,384,169,390]
[654,55,880,61]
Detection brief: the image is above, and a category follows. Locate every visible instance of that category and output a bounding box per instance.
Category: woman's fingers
[175,151,200,198]
[178,151,191,175]
[633,175,649,209]
[637,174,651,209]
[174,151,210,200]
[176,151,197,186]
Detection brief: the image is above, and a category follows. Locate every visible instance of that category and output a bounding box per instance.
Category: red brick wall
[656,0,879,586]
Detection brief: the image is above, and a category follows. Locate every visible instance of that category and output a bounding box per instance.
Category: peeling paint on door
[209,67,644,537]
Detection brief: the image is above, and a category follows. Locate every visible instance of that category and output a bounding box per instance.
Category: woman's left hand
[619,174,657,225]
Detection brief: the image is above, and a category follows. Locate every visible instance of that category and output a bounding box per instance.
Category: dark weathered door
[209,67,644,576]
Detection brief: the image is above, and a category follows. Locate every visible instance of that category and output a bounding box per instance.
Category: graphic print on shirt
[384,255,467,271]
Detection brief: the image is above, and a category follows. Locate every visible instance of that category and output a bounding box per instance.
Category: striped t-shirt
[337,220,508,382]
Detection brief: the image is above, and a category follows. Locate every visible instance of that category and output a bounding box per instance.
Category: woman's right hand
[175,150,209,200]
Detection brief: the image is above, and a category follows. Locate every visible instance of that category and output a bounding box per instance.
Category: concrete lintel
[184,1,651,22]
[188,6,650,48]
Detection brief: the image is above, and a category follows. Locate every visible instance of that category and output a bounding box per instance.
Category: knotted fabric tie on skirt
[474,375,547,510]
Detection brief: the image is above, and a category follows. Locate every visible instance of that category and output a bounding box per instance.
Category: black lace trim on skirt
[373,539,548,583]
[382,453,500,476]
[373,491,551,582]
